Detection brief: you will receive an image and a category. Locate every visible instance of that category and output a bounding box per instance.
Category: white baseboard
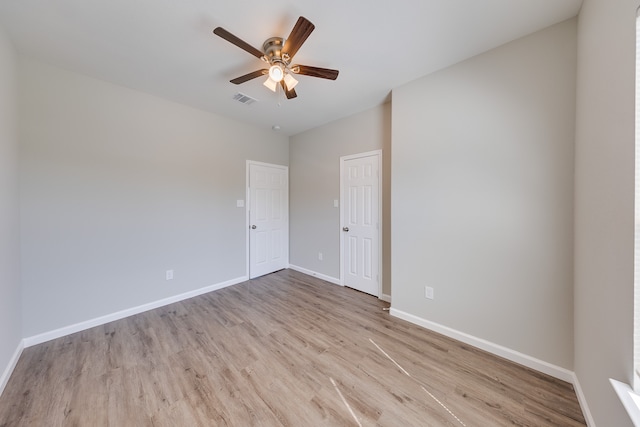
[0,339,24,397]
[288,265,341,286]
[573,374,595,427]
[389,307,574,383]
[379,293,391,303]
[24,275,248,347]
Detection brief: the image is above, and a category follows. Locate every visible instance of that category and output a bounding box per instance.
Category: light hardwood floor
[0,269,585,426]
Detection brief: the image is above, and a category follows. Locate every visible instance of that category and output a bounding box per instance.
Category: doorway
[340,151,382,296]
[247,161,289,279]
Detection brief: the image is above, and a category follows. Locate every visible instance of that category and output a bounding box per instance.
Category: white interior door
[341,152,381,296]
[248,162,288,279]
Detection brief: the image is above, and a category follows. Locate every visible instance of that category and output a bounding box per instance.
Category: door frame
[339,150,382,297]
[245,160,289,279]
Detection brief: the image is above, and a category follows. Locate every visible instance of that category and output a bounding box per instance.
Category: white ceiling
[0,0,582,136]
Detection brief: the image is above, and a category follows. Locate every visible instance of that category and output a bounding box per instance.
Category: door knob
[251,225,257,229]
[342,227,349,232]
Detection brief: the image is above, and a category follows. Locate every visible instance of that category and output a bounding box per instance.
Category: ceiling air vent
[233,92,258,106]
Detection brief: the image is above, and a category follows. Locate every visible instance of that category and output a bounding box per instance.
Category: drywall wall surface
[391,19,576,369]
[0,26,21,389]
[18,58,289,337]
[290,103,391,295]
[574,0,636,425]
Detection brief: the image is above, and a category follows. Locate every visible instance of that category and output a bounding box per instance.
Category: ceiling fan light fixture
[214,16,338,101]
[268,64,284,82]
[283,73,298,90]
[263,76,278,92]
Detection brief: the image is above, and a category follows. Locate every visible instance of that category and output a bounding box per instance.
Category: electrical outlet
[318,252,323,261]
[166,270,174,280]
[425,286,434,300]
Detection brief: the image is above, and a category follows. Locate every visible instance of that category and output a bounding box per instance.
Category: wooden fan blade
[280,80,297,99]
[282,17,315,59]
[230,69,268,84]
[293,65,339,80]
[213,27,264,59]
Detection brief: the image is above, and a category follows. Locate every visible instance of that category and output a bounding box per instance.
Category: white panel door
[249,162,288,279]
[341,152,380,296]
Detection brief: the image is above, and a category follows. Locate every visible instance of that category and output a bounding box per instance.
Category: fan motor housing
[263,37,286,63]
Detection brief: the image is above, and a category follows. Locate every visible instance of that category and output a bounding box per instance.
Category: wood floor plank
[0,269,586,426]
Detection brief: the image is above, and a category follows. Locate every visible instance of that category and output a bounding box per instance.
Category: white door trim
[339,150,382,297]
[245,160,289,279]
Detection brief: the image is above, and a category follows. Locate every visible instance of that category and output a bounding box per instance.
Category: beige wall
[391,19,577,369]
[18,58,289,337]
[574,0,636,425]
[289,103,392,296]
[0,27,21,390]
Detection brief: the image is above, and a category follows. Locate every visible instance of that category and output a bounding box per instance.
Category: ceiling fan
[213,16,339,100]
